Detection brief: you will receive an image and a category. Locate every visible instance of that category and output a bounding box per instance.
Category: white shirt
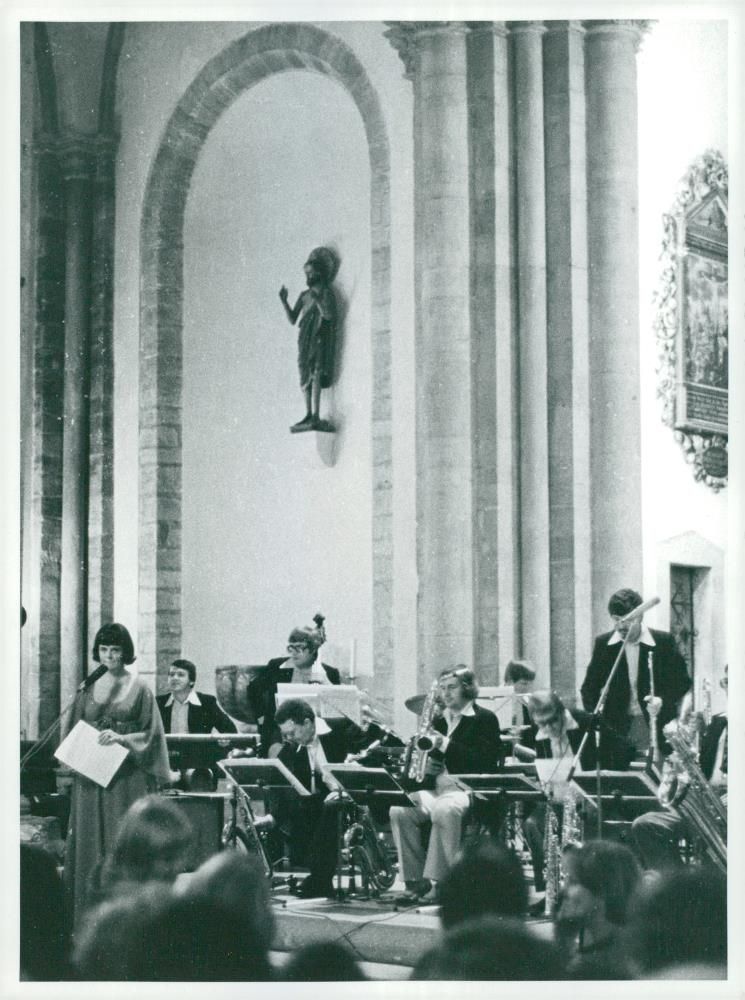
[607,625,656,717]
[291,661,331,685]
[710,722,728,789]
[165,689,202,733]
[301,717,331,793]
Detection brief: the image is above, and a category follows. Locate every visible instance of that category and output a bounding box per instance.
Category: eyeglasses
[287,644,310,653]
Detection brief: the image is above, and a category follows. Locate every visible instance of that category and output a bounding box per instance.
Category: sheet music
[534,756,576,803]
[55,719,129,788]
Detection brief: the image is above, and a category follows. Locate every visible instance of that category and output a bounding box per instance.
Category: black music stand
[323,766,413,900]
[166,734,259,791]
[218,757,310,796]
[573,770,660,823]
[456,772,543,801]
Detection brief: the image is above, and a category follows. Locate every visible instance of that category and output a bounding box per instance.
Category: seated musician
[630,665,728,874]
[249,624,341,756]
[516,691,633,913]
[268,698,376,898]
[389,666,503,904]
[156,659,237,734]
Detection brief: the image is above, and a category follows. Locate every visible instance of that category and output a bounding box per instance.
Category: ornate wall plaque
[655,151,728,491]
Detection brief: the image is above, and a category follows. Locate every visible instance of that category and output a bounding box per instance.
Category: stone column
[387,22,474,685]
[466,22,517,681]
[511,22,551,678]
[543,22,592,697]
[584,20,648,631]
[58,137,95,706]
[87,138,117,655]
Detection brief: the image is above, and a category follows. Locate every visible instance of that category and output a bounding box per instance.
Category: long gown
[63,674,170,926]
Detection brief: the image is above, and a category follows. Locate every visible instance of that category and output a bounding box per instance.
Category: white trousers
[389,787,470,883]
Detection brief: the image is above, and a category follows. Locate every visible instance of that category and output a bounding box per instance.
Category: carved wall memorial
[655,150,728,490]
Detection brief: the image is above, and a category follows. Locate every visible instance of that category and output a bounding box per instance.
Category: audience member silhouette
[438,842,528,931]
[20,843,72,981]
[411,916,565,980]
[282,941,366,981]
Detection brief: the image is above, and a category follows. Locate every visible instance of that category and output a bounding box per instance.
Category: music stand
[573,770,660,822]
[322,766,413,900]
[218,757,310,796]
[166,734,258,770]
[456,773,543,802]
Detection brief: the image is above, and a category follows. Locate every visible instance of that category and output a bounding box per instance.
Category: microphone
[77,663,108,691]
[618,596,660,624]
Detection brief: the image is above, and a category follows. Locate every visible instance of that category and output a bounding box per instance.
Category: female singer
[63,623,170,926]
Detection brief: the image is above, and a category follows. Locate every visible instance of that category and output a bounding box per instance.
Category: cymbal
[405,694,426,715]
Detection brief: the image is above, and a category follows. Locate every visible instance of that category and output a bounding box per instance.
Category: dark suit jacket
[277,717,364,792]
[532,708,633,771]
[156,691,237,734]
[581,628,691,751]
[431,703,503,774]
[699,714,727,782]
[249,656,341,753]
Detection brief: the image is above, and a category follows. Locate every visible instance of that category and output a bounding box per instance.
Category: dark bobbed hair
[275,698,316,727]
[504,659,536,684]
[439,843,527,930]
[171,658,197,685]
[567,839,641,925]
[439,664,479,702]
[608,588,643,617]
[92,623,136,665]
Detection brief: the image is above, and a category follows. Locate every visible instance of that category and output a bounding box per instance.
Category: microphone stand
[20,686,86,771]
[567,633,633,840]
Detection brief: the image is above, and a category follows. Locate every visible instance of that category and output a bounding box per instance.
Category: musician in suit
[390,666,504,903]
[630,666,728,873]
[581,588,691,760]
[156,659,237,735]
[270,698,376,898]
[249,625,341,755]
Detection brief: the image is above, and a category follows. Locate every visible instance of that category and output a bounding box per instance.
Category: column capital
[542,20,586,37]
[466,21,509,39]
[384,21,468,79]
[583,19,654,51]
[33,132,117,180]
[507,21,548,36]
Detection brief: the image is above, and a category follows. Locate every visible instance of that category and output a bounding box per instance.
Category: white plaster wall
[637,20,728,639]
[111,22,416,705]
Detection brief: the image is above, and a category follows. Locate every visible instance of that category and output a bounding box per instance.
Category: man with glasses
[249,625,341,755]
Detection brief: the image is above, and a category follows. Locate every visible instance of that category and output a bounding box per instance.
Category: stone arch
[139,24,393,697]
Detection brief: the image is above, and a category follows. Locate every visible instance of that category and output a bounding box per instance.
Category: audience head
[102,794,196,891]
[20,843,71,981]
[439,843,527,930]
[504,659,536,692]
[92,622,136,665]
[283,941,366,981]
[180,851,274,954]
[627,867,727,977]
[558,840,641,932]
[73,883,168,980]
[412,916,565,980]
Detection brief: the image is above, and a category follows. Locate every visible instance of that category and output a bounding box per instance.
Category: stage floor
[269,875,551,975]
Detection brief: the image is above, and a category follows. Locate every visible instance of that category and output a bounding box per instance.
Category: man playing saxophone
[630,665,728,873]
[390,666,503,904]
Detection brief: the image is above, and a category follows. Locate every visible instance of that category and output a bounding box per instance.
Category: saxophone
[543,798,561,917]
[404,679,440,784]
[658,719,727,875]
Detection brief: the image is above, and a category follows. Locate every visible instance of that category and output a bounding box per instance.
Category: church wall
[636,20,728,711]
[110,22,416,710]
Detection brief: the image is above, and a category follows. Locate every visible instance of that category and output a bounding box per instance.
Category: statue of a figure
[279,247,338,433]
